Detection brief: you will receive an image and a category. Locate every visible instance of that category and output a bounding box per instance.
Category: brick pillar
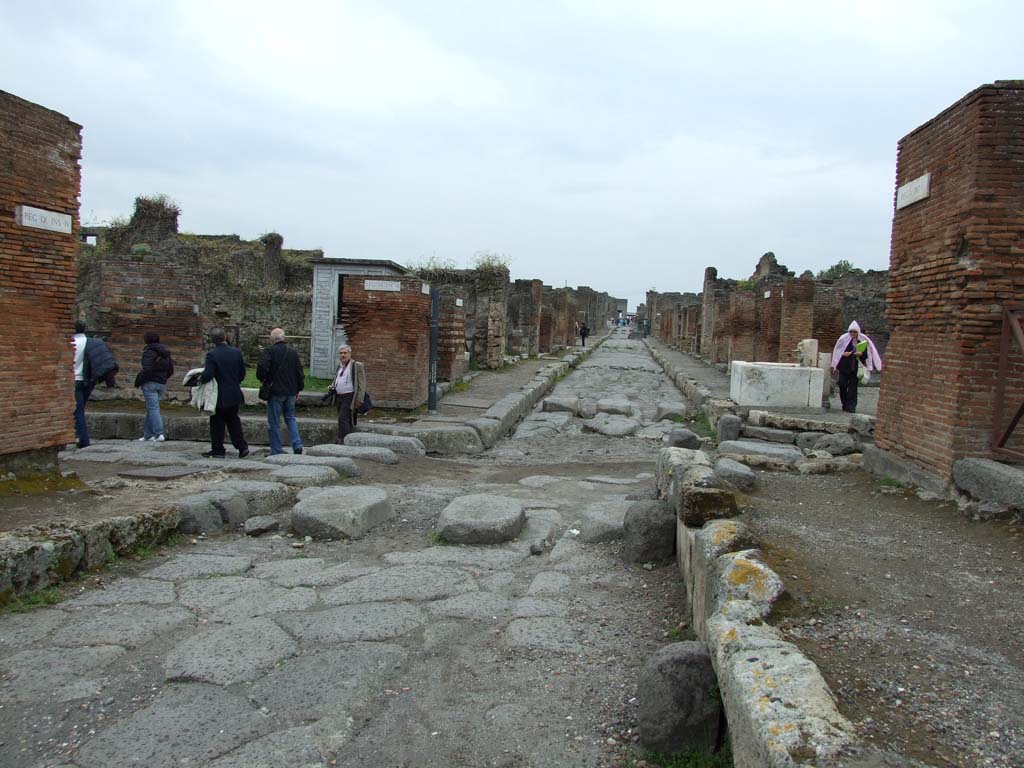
[1,91,82,463]
[728,292,756,362]
[876,82,1024,478]
[755,287,782,362]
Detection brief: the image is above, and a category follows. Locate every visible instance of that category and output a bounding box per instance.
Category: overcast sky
[3,1,1020,309]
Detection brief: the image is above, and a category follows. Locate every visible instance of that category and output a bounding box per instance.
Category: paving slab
[0,645,125,703]
[177,576,317,622]
[304,444,400,464]
[263,453,363,476]
[425,592,514,620]
[207,725,325,768]
[144,553,254,581]
[382,546,525,570]
[527,571,572,596]
[164,617,298,685]
[504,617,582,653]
[252,558,379,587]
[0,608,66,651]
[513,597,568,618]
[248,643,406,724]
[576,499,631,543]
[74,683,271,768]
[277,602,425,643]
[63,577,177,608]
[268,464,340,487]
[52,604,194,648]
[321,565,478,605]
[717,439,804,464]
[344,433,426,456]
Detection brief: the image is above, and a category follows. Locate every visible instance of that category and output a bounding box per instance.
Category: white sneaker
[138,436,149,441]
[155,435,166,442]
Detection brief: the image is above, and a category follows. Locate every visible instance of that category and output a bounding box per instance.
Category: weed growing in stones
[4,587,62,614]
[684,412,714,439]
[877,475,905,488]
[429,531,446,545]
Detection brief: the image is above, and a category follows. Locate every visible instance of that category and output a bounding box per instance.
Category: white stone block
[728,361,825,408]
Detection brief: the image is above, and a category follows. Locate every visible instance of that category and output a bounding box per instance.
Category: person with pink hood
[831,321,882,413]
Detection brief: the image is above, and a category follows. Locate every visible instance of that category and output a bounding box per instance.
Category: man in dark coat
[256,327,305,455]
[200,327,249,458]
[72,320,119,448]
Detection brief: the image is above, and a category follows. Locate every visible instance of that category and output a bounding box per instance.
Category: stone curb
[657,447,859,767]
[0,480,296,604]
[642,338,733,428]
[1,509,179,605]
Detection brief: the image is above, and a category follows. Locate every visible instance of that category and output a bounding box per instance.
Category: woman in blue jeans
[137,331,175,441]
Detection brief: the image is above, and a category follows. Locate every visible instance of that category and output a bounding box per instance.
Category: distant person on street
[200,327,249,458]
[256,327,305,455]
[136,331,174,442]
[330,344,366,444]
[72,320,119,449]
[831,321,882,413]
[579,323,590,347]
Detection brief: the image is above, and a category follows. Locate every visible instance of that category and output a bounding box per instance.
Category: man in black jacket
[256,327,305,455]
[199,327,249,458]
[72,321,119,449]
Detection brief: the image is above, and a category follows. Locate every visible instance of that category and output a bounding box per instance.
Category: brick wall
[876,81,1024,478]
[778,277,816,363]
[0,91,82,461]
[507,279,542,356]
[340,277,430,408]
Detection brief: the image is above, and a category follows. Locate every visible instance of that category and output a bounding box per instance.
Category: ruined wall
[437,286,468,382]
[340,277,430,408]
[78,209,316,395]
[0,91,82,461]
[876,82,1024,478]
[754,288,783,362]
[811,283,846,355]
[778,277,816,363]
[834,270,890,357]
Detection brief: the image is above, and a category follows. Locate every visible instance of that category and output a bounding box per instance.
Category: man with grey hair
[199,327,249,458]
[256,327,305,455]
[329,344,366,443]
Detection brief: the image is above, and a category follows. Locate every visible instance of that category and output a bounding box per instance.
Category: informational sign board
[896,173,931,210]
[15,205,72,234]
[364,280,401,292]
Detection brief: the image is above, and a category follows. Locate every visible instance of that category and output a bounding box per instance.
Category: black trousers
[210,405,248,454]
[335,393,356,443]
[837,370,859,413]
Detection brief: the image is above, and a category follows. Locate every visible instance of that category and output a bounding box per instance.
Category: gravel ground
[742,470,1024,768]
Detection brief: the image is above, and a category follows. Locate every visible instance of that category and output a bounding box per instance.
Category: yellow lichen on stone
[710,520,738,546]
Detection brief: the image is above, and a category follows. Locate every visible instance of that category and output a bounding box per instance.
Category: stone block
[622,501,676,563]
[716,413,742,443]
[717,440,803,464]
[729,361,825,408]
[953,458,1024,513]
[436,494,525,545]
[813,433,859,456]
[714,458,756,492]
[795,431,827,451]
[596,397,634,416]
[542,395,580,415]
[655,401,687,421]
[344,433,426,456]
[711,549,785,620]
[268,464,339,487]
[304,444,399,464]
[680,486,738,527]
[581,413,640,437]
[577,500,631,543]
[465,418,503,448]
[740,425,795,444]
[290,487,395,540]
[667,428,701,449]
[639,642,722,755]
[263,453,362,477]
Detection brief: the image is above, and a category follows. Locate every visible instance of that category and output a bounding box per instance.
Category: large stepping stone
[248,644,406,725]
[305,443,400,464]
[542,395,579,415]
[52,605,193,648]
[263,453,362,477]
[188,458,273,472]
[345,433,426,456]
[276,603,424,643]
[597,397,635,416]
[0,645,125,703]
[717,439,803,464]
[145,553,253,581]
[436,494,525,544]
[75,683,270,768]
[290,487,394,540]
[321,565,477,605]
[164,617,297,685]
[582,413,641,437]
[268,464,340,487]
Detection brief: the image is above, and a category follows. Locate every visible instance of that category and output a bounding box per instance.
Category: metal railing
[992,307,1024,461]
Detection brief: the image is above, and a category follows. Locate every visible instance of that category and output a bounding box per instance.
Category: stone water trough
[728,361,825,408]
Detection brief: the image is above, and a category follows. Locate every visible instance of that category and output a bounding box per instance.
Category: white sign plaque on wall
[421,283,431,295]
[896,173,931,210]
[15,205,73,234]
[456,298,464,307]
[364,280,401,292]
